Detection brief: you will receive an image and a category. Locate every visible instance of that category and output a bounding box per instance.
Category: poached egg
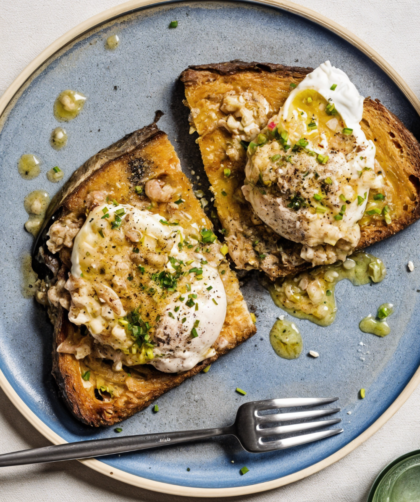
[66,201,227,373]
[242,61,385,266]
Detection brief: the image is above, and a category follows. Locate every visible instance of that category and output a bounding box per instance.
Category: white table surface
[1,1,420,500]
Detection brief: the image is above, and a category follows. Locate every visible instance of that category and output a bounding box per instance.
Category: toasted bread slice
[36,119,256,427]
[181,61,420,279]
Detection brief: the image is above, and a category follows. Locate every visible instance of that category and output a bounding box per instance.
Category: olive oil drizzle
[18,154,41,180]
[270,319,303,359]
[266,252,386,326]
[24,190,50,236]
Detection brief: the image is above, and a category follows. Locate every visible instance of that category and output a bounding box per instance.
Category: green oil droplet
[266,252,386,327]
[270,319,303,359]
[47,167,64,183]
[54,90,86,122]
[106,34,120,50]
[359,315,390,337]
[50,127,68,149]
[24,190,50,236]
[18,154,41,180]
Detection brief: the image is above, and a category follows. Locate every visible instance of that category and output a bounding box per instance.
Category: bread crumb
[347,411,352,415]
[309,350,319,358]
[408,261,414,272]
[278,315,284,321]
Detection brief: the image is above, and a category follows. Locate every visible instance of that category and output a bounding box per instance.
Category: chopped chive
[290,83,297,89]
[317,154,329,165]
[270,154,281,162]
[115,208,125,216]
[324,176,332,184]
[357,195,365,206]
[313,193,322,201]
[236,388,247,396]
[114,428,123,433]
[339,194,346,202]
[374,193,385,200]
[212,298,218,305]
[112,199,119,206]
[221,189,227,196]
[366,208,382,215]
[101,213,109,219]
[98,229,104,238]
[326,290,332,296]
[377,306,392,319]
[206,286,213,291]
[342,128,353,135]
[169,20,178,28]
[53,166,61,173]
[82,370,90,381]
[359,389,366,399]
[330,84,337,90]
[203,365,211,373]
[186,298,195,308]
[326,102,336,115]
[341,205,346,213]
[224,168,231,177]
[240,466,249,475]
[334,214,343,221]
[133,247,139,253]
[138,265,145,273]
[135,186,143,194]
[186,283,191,291]
[191,327,199,338]
[296,138,308,148]
[168,312,175,319]
[102,207,108,214]
[153,404,159,413]
[308,122,317,130]
[221,270,226,275]
[182,317,187,323]
[174,306,180,312]
[175,198,184,205]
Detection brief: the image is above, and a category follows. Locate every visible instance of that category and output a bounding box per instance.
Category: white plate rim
[1,0,420,497]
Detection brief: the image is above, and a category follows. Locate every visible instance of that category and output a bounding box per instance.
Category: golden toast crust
[181,61,420,279]
[42,122,255,427]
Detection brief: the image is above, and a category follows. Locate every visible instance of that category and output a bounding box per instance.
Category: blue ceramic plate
[1,0,420,496]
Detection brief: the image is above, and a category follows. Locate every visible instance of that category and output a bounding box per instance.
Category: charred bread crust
[181,59,313,80]
[42,121,256,427]
[180,61,420,279]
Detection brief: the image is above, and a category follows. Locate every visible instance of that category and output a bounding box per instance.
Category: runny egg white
[242,61,385,266]
[66,202,227,373]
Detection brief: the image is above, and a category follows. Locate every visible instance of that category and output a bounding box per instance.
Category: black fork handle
[0,425,236,467]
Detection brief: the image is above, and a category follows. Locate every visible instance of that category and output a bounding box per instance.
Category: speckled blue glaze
[1,0,420,490]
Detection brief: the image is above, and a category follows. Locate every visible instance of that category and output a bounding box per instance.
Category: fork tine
[257,407,340,424]
[255,397,339,411]
[257,418,341,436]
[259,428,344,451]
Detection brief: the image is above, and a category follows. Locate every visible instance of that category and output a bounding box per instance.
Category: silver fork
[0,397,342,466]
